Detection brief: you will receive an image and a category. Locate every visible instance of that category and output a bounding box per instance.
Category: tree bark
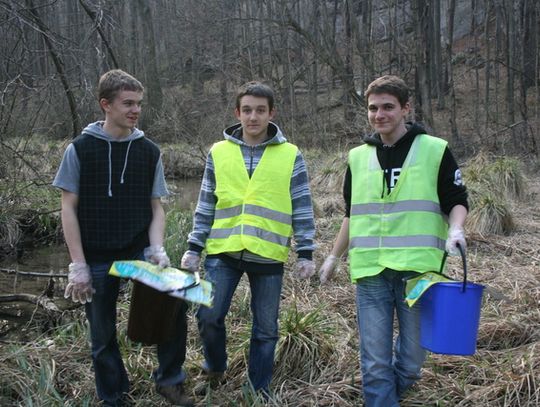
[413,0,433,126]
[446,0,461,147]
[78,0,120,69]
[0,294,61,312]
[25,0,81,137]
[135,0,163,128]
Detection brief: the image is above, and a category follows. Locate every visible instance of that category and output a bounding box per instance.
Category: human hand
[296,259,316,279]
[64,262,95,304]
[319,255,338,284]
[144,245,171,268]
[446,225,466,256]
[180,250,201,272]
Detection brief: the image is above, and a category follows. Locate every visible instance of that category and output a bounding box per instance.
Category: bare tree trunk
[433,0,444,109]
[78,0,119,69]
[483,0,492,137]
[471,0,481,136]
[521,0,538,90]
[219,1,234,106]
[493,1,503,150]
[310,0,321,114]
[331,0,339,89]
[358,0,374,90]
[135,0,163,128]
[533,2,540,157]
[506,0,516,125]
[344,0,356,123]
[25,0,81,137]
[446,0,461,147]
[413,0,432,126]
[519,0,539,153]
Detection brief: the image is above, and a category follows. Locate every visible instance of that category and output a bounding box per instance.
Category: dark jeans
[197,257,283,393]
[85,255,188,405]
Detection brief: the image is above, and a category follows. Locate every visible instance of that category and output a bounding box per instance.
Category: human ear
[99,98,111,112]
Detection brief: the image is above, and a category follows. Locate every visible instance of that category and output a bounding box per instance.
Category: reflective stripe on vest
[348,134,448,281]
[206,140,297,262]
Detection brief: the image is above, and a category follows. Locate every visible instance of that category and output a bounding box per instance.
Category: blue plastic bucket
[420,245,485,355]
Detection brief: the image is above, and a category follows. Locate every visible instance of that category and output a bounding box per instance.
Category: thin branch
[0,268,67,278]
[0,294,61,312]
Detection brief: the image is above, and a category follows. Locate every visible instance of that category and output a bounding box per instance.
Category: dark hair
[235,81,274,111]
[365,75,410,107]
[97,69,144,102]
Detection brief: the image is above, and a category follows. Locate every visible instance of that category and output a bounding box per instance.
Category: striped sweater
[187,122,315,264]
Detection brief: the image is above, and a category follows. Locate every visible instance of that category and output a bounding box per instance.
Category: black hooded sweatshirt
[343,122,468,217]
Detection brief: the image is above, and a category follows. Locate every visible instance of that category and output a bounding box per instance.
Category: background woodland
[1,0,539,157]
[1,1,540,406]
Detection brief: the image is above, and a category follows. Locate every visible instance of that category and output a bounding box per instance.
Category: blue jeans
[356,269,426,407]
[85,255,187,405]
[197,257,283,393]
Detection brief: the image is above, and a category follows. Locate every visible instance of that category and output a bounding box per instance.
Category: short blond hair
[97,69,144,103]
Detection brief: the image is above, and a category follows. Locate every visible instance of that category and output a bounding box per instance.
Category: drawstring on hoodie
[120,139,133,184]
[108,141,113,197]
[380,145,393,198]
[107,139,134,197]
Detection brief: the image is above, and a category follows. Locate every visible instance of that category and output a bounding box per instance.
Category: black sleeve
[343,165,352,218]
[437,147,469,215]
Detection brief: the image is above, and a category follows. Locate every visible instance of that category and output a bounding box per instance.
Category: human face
[100,90,143,138]
[367,93,410,145]
[235,95,275,145]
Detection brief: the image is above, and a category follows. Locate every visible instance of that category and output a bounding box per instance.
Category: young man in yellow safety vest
[181,81,316,398]
[318,75,468,407]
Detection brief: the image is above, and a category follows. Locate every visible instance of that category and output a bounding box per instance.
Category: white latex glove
[144,245,171,268]
[296,259,316,279]
[319,255,338,284]
[180,250,201,272]
[64,262,95,304]
[446,225,466,256]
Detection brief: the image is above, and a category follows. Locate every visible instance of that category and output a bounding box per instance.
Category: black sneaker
[155,383,195,406]
[194,371,226,396]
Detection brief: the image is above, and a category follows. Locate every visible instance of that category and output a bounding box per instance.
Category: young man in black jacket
[319,75,468,406]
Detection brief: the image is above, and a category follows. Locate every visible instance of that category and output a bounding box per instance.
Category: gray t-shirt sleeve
[53,142,168,197]
[52,143,80,194]
[152,156,169,198]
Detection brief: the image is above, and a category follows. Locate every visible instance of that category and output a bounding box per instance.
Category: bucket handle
[439,243,467,293]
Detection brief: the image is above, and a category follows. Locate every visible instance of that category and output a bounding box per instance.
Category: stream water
[0,178,202,341]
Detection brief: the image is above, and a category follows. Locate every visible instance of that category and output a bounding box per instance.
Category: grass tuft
[467,191,515,235]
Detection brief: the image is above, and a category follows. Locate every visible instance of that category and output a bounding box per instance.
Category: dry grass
[1,153,539,406]
[464,154,529,236]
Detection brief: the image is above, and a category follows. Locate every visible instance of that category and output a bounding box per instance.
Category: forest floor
[0,153,539,406]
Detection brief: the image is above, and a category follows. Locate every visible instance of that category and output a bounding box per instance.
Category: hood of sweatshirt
[362,122,427,197]
[222,122,287,146]
[362,121,426,150]
[82,121,145,197]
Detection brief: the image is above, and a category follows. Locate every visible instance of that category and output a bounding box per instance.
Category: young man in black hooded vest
[53,69,193,407]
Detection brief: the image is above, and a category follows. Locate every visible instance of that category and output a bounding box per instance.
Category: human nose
[248,110,258,120]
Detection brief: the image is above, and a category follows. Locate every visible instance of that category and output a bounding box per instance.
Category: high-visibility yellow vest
[348,134,448,281]
[206,140,298,262]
